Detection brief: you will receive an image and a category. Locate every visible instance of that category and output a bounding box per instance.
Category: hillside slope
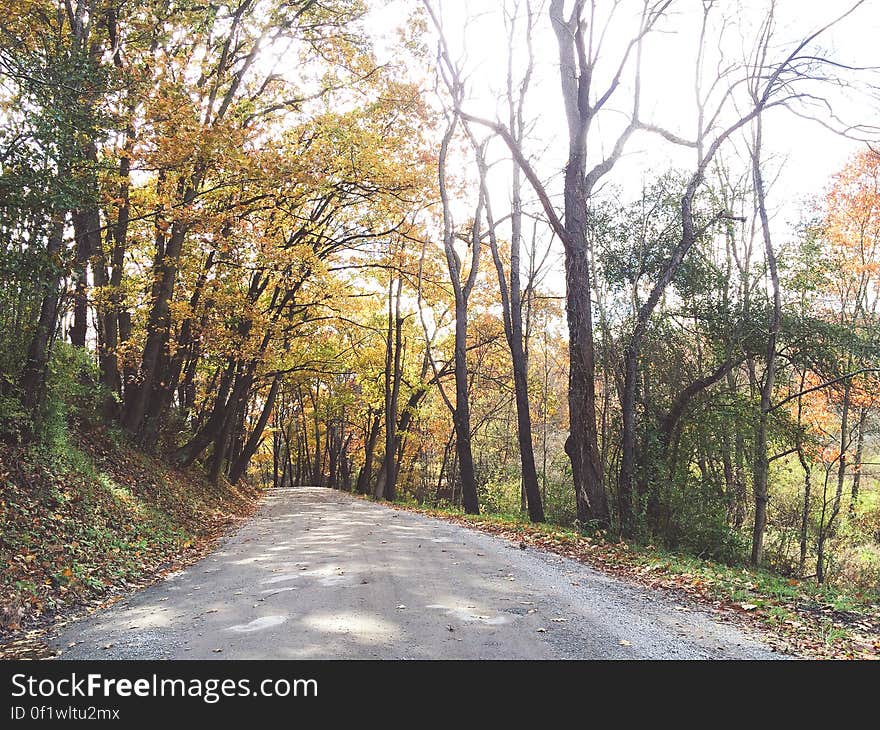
[0,426,262,653]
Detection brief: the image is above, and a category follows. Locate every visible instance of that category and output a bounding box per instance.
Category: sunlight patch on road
[227,556,268,565]
[228,615,288,633]
[426,604,512,626]
[261,572,302,584]
[260,563,363,587]
[300,612,395,643]
[112,605,174,629]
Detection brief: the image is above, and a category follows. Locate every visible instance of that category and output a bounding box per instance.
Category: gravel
[50,487,785,660]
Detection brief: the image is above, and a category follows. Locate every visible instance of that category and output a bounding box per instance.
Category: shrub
[833,543,880,594]
[648,473,747,564]
[37,342,109,446]
[0,392,32,444]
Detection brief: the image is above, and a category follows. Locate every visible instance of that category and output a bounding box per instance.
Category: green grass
[454,501,865,597]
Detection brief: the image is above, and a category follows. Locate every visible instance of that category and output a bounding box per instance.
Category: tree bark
[453,293,480,515]
[750,116,781,567]
[20,215,66,418]
[376,274,404,501]
[229,374,281,484]
[121,209,192,437]
[817,379,852,583]
[474,121,544,522]
[357,411,381,495]
[849,407,867,515]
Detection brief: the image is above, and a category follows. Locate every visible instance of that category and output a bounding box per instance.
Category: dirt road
[51,487,783,659]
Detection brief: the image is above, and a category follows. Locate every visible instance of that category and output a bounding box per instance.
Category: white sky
[366,0,880,295]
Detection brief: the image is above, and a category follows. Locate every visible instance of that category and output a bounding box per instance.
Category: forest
[1,0,879,617]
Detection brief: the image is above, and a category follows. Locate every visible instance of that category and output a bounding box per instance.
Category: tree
[476,0,545,522]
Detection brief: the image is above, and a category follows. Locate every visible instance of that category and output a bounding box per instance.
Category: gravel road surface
[50,487,783,659]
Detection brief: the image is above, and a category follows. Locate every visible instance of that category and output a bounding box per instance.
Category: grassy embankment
[0,426,262,656]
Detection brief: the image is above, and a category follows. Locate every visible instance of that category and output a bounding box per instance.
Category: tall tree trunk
[378,275,404,501]
[436,107,480,515]
[472,3,545,523]
[453,294,480,515]
[229,374,281,484]
[20,216,66,418]
[795,371,812,576]
[70,209,94,348]
[750,117,781,567]
[121,212,191,437]
[548,0,615,529]
[817,379,852,583]
[357,411,381,495]
[560,160,609,527]
[114,133,135,403]
[273,428,281,489]
[100,18,134,406]
[849,407,867,516]
[478,147,545,522]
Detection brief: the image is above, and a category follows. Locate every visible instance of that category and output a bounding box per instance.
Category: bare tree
[374,270,404,501]
[613,0,873,542]
[455,0,672,529]
[438,111,482,515]
[469,0,546,522]
[745,0,871,565]
[419,15,484,513]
